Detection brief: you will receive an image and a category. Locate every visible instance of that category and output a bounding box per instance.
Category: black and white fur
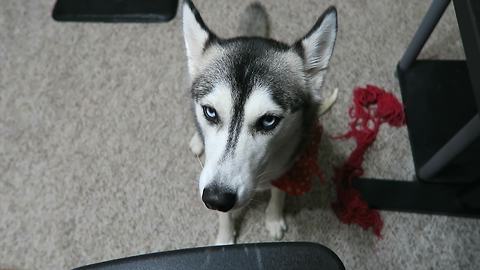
[183,0,338,244]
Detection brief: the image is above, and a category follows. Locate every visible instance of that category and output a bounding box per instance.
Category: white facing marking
[195,82,233,193]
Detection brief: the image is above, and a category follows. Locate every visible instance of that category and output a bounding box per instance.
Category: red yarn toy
[272,85,405,237]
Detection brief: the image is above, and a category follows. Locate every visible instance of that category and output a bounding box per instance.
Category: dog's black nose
[202,186,236,212]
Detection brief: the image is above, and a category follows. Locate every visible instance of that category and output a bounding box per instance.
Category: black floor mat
[52,0,179,23]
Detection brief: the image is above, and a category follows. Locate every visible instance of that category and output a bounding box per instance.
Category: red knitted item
[332,85,405,237]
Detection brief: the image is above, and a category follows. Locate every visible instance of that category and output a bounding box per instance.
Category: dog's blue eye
[257,115,281,131]
[262,116,277,127]
[202,106,218,123]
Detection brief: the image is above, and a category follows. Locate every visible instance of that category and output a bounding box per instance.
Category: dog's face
[183,1,337,212]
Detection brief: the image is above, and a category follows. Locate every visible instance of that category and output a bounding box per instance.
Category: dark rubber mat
[52,0,178,23]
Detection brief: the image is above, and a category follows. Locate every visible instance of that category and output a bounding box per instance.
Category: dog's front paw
[214,232,235,246]
[265,216,287,240]
[189,133,204,155]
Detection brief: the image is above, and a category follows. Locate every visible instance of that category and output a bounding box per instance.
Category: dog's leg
[189,132,204,156]
[215,211,235,245]
[265,186,287,239]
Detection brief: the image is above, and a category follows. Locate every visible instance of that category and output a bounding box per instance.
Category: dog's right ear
[294,7,337,102]
[183,0,215,77]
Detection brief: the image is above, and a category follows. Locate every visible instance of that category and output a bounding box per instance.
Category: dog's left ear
[182,0,216,77]
[294,7,337,101]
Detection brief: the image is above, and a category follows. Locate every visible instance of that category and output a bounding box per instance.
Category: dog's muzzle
[202,185,236,212]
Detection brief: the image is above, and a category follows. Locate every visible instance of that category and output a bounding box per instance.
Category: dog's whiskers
[256,167,284,183]
[256,169,276,179]
[256,177,276,187]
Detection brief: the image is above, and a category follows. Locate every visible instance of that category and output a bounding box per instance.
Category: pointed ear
[182,0,215,76]
[294,7,337,101]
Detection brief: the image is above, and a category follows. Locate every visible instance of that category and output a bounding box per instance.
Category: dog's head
[183,0,337,212]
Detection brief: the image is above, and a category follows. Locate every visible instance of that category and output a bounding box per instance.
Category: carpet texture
[1,0,479,269]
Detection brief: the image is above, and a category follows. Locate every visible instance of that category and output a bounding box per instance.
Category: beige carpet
[1,0,479,269]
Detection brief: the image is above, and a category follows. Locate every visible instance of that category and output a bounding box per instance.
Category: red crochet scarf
[272,85,405,237]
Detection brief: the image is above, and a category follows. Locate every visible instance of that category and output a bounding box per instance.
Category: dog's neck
[289,100,320,166]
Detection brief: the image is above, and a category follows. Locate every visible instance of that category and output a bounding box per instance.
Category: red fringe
[332,85,405,237]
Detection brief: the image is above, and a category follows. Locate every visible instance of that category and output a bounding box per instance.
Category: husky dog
[183,0,338,244]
